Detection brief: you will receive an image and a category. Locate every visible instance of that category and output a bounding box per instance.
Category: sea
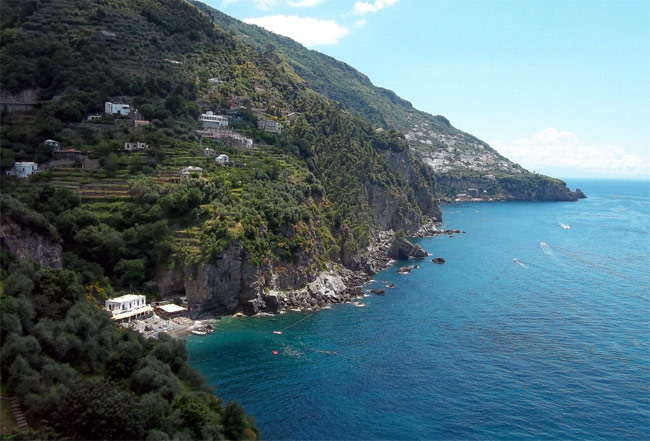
[186,179,650,440]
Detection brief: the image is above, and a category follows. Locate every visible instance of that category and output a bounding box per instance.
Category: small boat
[191,328,208,336]
[273,331,282,335]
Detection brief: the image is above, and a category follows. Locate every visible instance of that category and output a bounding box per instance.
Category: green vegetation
[0,1,442,438]
[1,0,436,280]
[0,239,258,440]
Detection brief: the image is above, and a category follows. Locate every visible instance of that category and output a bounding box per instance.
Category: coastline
[173,217,464,338]
[231,219,457,322]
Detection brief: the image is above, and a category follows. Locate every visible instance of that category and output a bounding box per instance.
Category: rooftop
[108,294,144,303]
[157,304,187,313]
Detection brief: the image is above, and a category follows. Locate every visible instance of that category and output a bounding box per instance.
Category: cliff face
[0,217,62,268]
[365,147,442,232]
[157,240,329,317]
[378,148,442,221]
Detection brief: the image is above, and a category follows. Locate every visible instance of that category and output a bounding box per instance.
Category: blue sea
[187,179,650,440]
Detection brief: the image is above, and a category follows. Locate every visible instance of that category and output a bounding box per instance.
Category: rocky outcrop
[155,241,260,318]
[273,269,368,311]
[574,188,587,199]
[0,217,62,268]
[436,174,581,202]
[387,237,428,259]
[155,229,399,317]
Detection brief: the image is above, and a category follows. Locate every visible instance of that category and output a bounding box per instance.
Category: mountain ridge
[192,0,581,201]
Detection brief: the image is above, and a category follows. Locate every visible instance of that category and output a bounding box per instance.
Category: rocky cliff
[156,231,397,318]
[0,217,62,268]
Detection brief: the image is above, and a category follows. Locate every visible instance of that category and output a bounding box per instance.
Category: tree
[74,224,125,271]
[114,258,147,286]
[50,379,146,440]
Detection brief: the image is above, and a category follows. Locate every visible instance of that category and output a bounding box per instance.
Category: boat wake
[539,241,554,256]
[513,258,528,269]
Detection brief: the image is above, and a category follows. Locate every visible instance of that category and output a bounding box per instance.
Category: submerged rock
[370,289,385,295]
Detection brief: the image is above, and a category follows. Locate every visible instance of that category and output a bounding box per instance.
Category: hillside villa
[124,141,148,151]
[5,162,38,178]
[216,154,229,165]
[105,294,153,322]
[257,118,283,134]
[199,111,228,129]
[180,166,203,179]
[104,101,131,115]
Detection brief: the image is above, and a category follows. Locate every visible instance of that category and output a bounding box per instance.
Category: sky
[204,0,650,178]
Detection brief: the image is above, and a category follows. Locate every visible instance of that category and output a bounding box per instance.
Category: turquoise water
[187,179,650,440]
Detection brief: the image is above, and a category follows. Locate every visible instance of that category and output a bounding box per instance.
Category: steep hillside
[192,0,581,201]
[1,0,439,311]
[0,0,449,438]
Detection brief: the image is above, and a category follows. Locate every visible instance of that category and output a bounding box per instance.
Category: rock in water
[574,188,587,199]
[397,267,412,274]
[388,237,428,259]
[409,244,428,259]
[388,237,414,259]
[370,289,385,295]
[431,257,446,264]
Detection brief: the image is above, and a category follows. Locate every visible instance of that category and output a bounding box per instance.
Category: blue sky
[204,0,649,178]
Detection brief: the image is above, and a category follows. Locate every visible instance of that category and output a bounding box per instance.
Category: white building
[44,139,60,149]
[199,111,228,129]
[105,101,131,116]
[123,141,148,151]
[5,162,37,178]
[105,294,153,322]
[257,119,283,134]
[180,166,203,179]
[154,303,189,320]
[201,148,216,157]
[216,154,229,165]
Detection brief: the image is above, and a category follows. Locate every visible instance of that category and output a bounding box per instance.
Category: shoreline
[171,218,461,339]
[201,218,456,327]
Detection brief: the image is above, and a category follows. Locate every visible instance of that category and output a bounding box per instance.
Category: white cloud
[243,14,349,46]
[351,0,399,15]
[287,0,326,7]
[254,0,282,10]
[492,128,650,177]
[354,18,367,27]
